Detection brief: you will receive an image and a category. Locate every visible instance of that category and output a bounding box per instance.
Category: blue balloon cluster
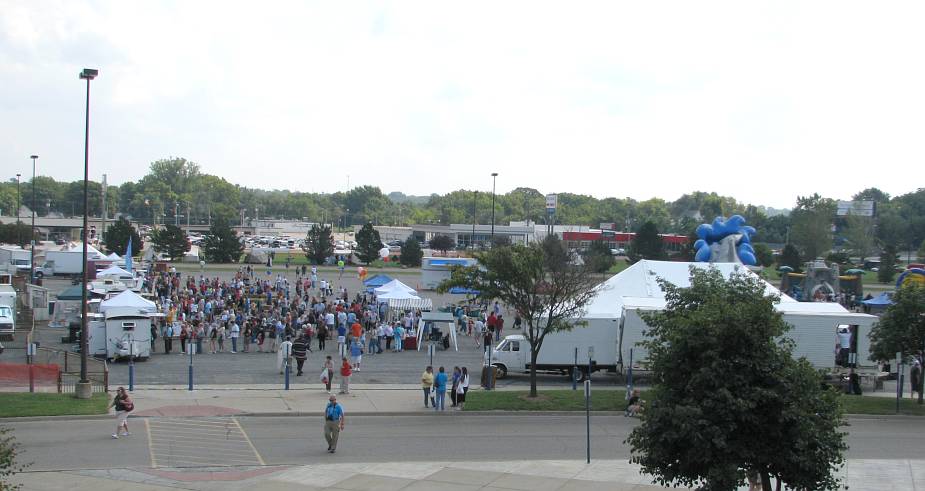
[693,215,757,265]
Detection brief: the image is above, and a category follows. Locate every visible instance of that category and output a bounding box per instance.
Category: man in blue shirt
[433,366,448,411]
[323,395,345,453]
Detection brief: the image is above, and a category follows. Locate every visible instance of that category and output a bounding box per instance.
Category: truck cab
[0,305,14,340]
[487,335,527,379]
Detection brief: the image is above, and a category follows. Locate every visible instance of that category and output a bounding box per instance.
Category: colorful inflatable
[693,215,757,266]
[896,268,925,289]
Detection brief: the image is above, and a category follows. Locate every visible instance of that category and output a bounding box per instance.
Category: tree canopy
[627,221,666,262]
[201,217,243,263]
[103,217,142,257]
[303,224,334,265]
[354,222,382,265]
[400,237,423,267]
[437,236,600,396]
[627,268,847,491]
[150,224,190,261]
[430,234,455,253]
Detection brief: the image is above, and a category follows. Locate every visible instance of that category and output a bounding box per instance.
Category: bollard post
[128,337,135,392]
[284,343,291,390]
[28,343,35,393]
[572,347,578,391]
[188,340,194,391]
[585,379,591,464]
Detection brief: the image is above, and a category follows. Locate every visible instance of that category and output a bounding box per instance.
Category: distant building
[562,230,689,253]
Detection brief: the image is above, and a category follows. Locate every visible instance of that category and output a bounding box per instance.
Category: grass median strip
[464,389,627,411]
[839,394,925,416]
[0,393,110,418]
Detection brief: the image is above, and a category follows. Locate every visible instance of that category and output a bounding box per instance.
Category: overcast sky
[2,1,923,208]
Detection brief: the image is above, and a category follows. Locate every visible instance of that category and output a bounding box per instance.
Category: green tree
[490,235,512,248]
[400,237,423,267]
[102,217,142,257]
[201,218,243,263]
[778,244,802,272]
[627,268,847,490]
[752,242,774,267]
[627,221,666,262]
[0,425,27,490]
[303,224,334,265]
[790,194,836,261]
[843,214,876,262]
[354,222,382,265]
[583,239,615,274]
[430,235,455,254]
[150,224,190,261]
[868,285,925,403]
[878,243,899,284]
[0,223,37,248]
[437,236,600,397]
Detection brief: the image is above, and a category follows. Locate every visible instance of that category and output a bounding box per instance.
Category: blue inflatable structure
[693,215,757,266]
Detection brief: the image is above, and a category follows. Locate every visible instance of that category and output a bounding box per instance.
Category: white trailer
[0,246,31,275]
[0,285,15,340]
[487,318,620,379]
[90,307,152,361]
[38,251,87,277]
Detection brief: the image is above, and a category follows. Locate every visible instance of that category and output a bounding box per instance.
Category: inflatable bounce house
[779,259,864,302]
[896,264,925,289]
[693,215,756,265]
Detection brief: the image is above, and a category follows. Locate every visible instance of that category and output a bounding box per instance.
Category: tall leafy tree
[400,237,423,267]
[150,224,190,261]
[752,242,774,267]
[869,286,925,403]
[438,236,600,397]
[790,194,836,261]
[0,425,28,490]
[303,224,334,265]
[778,244,802,272]
[354,222,382,265]
[583,239,615,274]
[430,235,455,254]
[878,243,899,284]
[842,214,877,262]
[201,217,243,263]
[627,268,846,490]
[627,221,666,262]
[102,217,142,257]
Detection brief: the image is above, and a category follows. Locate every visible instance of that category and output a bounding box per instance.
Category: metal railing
[33,346,108,393]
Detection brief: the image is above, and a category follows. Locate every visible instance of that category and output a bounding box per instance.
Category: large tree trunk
[529,349,539,397]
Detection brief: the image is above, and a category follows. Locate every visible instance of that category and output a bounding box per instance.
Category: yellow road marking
[145,419,158,468]
[231,417,265,466]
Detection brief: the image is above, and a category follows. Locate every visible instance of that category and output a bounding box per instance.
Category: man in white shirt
[229,321,240,353]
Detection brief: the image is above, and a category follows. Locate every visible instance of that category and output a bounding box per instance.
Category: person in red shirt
[487,312,497,334]
[350,322,362,344]
[339,357,352,394]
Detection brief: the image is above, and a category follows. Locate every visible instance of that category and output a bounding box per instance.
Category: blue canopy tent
[364,274,394,292]
[862,292,893,306]
[448,286,480,295]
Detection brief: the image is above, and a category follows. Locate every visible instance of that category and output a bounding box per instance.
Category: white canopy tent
[387,297,433,312]
[66,243,107,260]
[374,279,417,296]
[100,289,157,314]
[416,311,458,351]
[97,265,133,278]
[106,252,121,261]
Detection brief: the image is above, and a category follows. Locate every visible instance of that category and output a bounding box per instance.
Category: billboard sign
[836,200,875,217]
[545,194,558,212]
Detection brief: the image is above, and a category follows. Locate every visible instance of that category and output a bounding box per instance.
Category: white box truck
[0,246,31,275]
[37,251,88,278]
[0,284,16,340]
[487,318,619,380]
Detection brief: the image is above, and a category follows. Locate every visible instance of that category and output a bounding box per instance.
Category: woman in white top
[456,366,470,410]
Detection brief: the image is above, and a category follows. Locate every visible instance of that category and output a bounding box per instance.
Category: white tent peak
[97,265,133,277]
[375,279,417,296]
[66,243,107,259]
[100,290,157,313]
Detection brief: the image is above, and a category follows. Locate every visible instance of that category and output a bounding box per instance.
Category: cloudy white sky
[2,1,924,208]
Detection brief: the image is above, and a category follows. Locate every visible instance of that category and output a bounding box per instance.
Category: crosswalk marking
[146,417,263,468]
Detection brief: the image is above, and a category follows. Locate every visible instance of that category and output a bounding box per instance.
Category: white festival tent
[100,289,157,314]
[66,243,107,260]
[416,311,458,352]
[387,297,433,312]
[374,279,417,296]
[106,253,121,261]
[584,260,877,369]
[97,265,133,278]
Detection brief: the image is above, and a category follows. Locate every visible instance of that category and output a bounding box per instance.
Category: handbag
[123,400,134,412]
[320,368,329,384]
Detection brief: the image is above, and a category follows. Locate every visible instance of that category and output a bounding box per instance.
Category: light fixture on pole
[77,67,98,400]
[490,173,498,243]
[29,155,38,284]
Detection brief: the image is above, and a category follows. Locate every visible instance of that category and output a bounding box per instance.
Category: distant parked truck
[0,284,16,340]
[37,250,108,278]
[0,246,31,274]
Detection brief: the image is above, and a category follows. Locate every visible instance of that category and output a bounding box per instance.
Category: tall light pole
[77,67,98,400]
[15,174,21,247]
[472,191,478,249]
[490,173,498,243]
[29,155,38,283]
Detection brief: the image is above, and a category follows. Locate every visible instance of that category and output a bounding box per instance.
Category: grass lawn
[839,394,925,416]
[465,389,925,416]
[464,389,627,411]
[0,393,110,418]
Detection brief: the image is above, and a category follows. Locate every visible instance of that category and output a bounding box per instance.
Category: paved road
[6,414,925,472]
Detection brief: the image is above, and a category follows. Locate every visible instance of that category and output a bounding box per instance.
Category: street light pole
[30,155,38,284]
[77,67,99,400]
[490,173,498,243]
[472,191,478,249]
[15,174,21,247]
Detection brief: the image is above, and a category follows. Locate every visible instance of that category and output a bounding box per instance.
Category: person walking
[278,336,293,375]
[339,357,353,394]
[911,358,921,400]
[317,324,327,352]
[229,321,240,353]
[209,323,218,354]
[456,367,469,410]
[322,355,335,393]
[323,394,345,453]
[450,366,461,407]
[150,323,157,353]
[293,333,309,376]
[350,339,363,372]
[109,387,134,439]
[421,366,435,408]
[433,366,448,411]
[163,323,173,354]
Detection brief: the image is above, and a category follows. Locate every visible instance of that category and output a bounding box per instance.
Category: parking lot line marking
[149,420,237,428]
[151,453,260,464]
[232,417,265,466]
[145,419,158,468]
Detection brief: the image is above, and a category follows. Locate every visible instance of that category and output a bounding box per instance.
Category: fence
[0,347,108,393]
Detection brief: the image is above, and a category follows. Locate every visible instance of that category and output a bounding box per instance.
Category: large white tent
[66,243,107,260]
[374,279,417,296]
[584,260,877,370]
[100,290,157,314]
[97,265,133,278]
